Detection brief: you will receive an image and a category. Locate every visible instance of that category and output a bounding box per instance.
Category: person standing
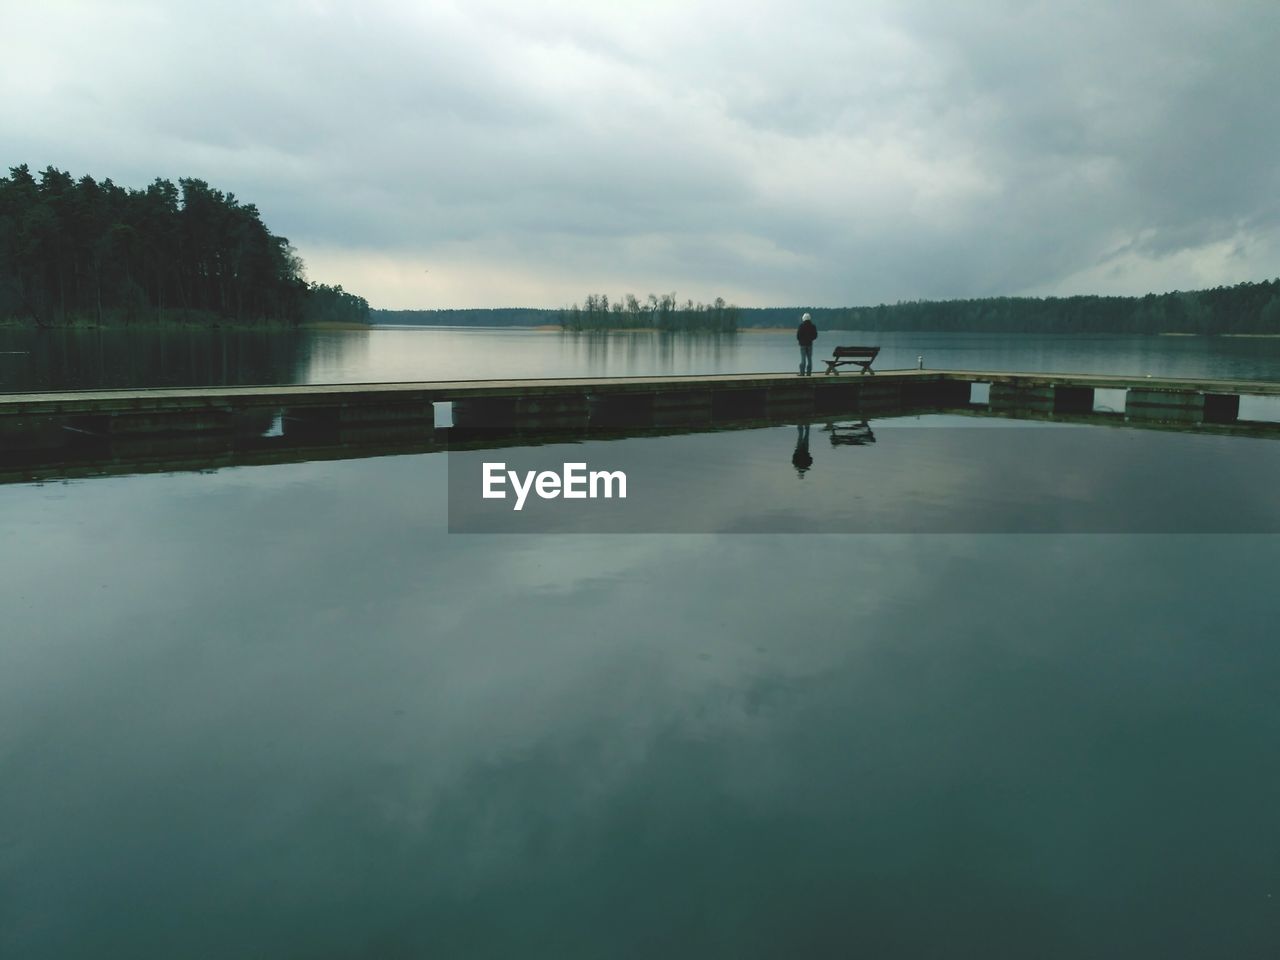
[796,312,818,376]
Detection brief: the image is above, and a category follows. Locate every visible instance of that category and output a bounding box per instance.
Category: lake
[5,324,1280,389]
[1,326,1278,958]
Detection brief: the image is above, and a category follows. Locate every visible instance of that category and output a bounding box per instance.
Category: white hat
[802,312,811,321]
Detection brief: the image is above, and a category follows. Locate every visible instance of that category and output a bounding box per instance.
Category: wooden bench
[823,345,879,375]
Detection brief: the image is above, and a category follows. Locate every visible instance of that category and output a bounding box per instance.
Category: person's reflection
[792,422,813,477]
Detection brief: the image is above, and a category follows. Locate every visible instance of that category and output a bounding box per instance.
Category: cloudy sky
[3,0,1277,309]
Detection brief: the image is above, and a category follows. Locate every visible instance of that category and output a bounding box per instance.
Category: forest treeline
[746,281,1280,334]
[0,164,369,326]
[375,281,1280,334]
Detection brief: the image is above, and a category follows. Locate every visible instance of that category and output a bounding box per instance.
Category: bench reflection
[823,420,876,446]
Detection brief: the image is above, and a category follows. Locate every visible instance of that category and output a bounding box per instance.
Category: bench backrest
[832,346,879,359]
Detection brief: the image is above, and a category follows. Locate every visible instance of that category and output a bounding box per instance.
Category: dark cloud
[3,0,1276,306]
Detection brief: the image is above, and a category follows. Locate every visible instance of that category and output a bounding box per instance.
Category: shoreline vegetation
[559,293,740,332]
[375,278,1280,336]
[0,164,370,329]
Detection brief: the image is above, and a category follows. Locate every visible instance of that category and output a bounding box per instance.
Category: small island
[559,293,741,332]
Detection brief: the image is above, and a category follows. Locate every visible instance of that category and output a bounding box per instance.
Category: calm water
[2,328,1279,957]
[4,324,1280,390]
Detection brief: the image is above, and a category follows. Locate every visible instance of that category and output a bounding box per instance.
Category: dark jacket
[796,319,818,346]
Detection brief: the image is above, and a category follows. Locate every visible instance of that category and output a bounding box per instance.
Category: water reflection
[791,423,813,477]
[443,420,1280,534]
[560,330,736,378]
[790,422,878,482]
[4,398,1279,496]
[2,439,1278,956]
[0,325,313,391]
[6,325,1280,392]
[824,420,876,446]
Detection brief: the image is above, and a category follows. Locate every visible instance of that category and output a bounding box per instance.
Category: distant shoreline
[14,316,1266,337]
[367,324,1280,338]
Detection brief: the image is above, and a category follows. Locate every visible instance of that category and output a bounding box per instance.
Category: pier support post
[1203,393,1240,424]
[1053,386,1094,414]
[903,378,971,409]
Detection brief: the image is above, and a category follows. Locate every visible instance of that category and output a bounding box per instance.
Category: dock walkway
[2,369,1278,484]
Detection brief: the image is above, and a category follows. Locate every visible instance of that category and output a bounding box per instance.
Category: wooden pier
[2,369,1278,483]
[4,369,1279,418]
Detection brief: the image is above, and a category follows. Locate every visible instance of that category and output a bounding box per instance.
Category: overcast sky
[3,0,1277,309]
